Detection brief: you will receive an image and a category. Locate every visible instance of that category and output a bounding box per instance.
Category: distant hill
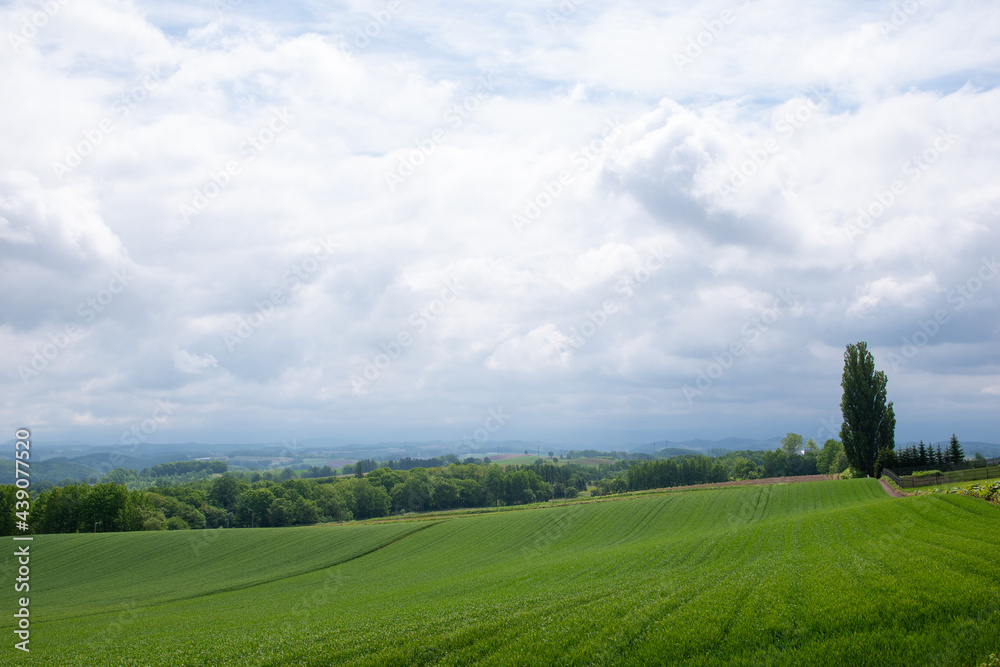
[631,438,1000,458]
[898,441,1000,458]
[629,437,785,455]
[3,437,996,478]
[0,459,101,485]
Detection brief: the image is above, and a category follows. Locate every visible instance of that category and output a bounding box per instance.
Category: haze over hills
[5,437,998,476]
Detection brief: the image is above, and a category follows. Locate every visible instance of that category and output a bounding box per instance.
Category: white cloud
[173,348,218,374]
[847,273,940,317]
[1,0,998,446]
[484,324,574,373]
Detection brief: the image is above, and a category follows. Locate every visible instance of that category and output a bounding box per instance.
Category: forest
[1,435,850,534]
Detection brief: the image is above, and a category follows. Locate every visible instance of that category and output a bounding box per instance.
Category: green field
[492,454,557,466]
[3,479,998,665]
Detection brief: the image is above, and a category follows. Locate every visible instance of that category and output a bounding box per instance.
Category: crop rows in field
[3,479,998,666]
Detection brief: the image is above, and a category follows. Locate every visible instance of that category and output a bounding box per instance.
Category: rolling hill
[2,479,997,665]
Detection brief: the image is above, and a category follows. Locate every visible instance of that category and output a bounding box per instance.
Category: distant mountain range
[2,437,997,481]
[631,438,1000,458]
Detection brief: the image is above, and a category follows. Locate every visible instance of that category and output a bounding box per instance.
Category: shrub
[142,513,166,531]
[948,482,1000,505]
[912,470,945,478]
[165,516,189,530]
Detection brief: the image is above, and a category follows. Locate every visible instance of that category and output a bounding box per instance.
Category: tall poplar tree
[840,342,896,477]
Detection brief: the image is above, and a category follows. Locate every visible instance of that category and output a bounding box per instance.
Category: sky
[1,0,998,450]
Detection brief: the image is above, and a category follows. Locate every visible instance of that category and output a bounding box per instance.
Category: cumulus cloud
[1,0,998,446]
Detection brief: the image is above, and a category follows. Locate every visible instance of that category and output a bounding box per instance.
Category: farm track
[879,478,906,497]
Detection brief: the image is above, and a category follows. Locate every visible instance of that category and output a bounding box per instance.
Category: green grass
[492,454,554,466]
[15,522,424,621]
[3,479,998,665]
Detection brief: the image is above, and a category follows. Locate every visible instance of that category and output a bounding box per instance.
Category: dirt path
[879,478,907,498]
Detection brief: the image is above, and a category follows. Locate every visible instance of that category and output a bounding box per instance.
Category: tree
[948,434,965,464]
[484,466,505,506]
[367,467,402,494]
[840,342,896,477]
[165,516,189,530]
[874,447,897,478]
[761,449,788,478]
[293,498,320,525]
[209,476,244,511]
[800,447,819,476]
[782,433,804,457]
[731,457,760,481]
[346,478,390,519]
[268,498,294,526]
[0,486,17,537]
[816,439,844,475]
[237,488,275,527]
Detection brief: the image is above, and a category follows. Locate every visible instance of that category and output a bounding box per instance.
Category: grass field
[3,479,998,665]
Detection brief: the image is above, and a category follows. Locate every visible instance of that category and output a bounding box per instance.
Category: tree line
[0,460,602,535]
[883,434,965,469]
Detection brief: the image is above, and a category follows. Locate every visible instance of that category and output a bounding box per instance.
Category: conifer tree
[948,434,965,465]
